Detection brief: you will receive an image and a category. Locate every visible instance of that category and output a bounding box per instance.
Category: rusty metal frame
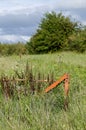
[44,74,69,110]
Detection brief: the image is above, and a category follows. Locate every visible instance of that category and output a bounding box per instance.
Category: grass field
[0,52,86,130]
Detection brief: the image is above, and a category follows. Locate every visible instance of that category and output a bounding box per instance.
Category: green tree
[68,27,86,52]
[27,12,77,54]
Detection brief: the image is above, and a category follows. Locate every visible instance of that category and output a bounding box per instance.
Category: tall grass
[0,52,86,130]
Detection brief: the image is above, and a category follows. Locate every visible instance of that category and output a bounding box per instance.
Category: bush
[0,42,28,56]
[68,29,86,52]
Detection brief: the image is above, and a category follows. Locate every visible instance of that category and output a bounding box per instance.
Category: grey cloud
[0,10,43,36]
[0,2,86,43]
[0,13,41,28]
[54,7,86,24]
[1,26,37,36]
[71,8,86,21]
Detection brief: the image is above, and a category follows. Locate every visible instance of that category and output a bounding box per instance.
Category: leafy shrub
[0,42,28,56]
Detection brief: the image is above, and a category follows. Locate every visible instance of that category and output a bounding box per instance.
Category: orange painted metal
[64,75,69,96]
[44,74,69,97]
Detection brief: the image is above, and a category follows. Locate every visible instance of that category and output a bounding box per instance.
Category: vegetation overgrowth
[0,52,86,130]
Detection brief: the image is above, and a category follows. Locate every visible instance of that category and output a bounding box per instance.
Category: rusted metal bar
[44,74,69,94]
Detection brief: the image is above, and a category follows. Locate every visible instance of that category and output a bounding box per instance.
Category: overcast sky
[0,0,86,43]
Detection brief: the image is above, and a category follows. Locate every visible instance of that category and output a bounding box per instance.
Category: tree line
[0,42,28,56]
[0,12,86,55]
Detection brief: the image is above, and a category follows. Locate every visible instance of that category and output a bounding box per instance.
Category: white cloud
[0,0,85,16]
[0,35,30,43]
[21,36,30,41]
[53,0,86,9]
[0,4,50,17]
[82,21,86,26]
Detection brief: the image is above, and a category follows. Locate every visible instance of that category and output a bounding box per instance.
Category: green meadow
[0,52,86,130]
